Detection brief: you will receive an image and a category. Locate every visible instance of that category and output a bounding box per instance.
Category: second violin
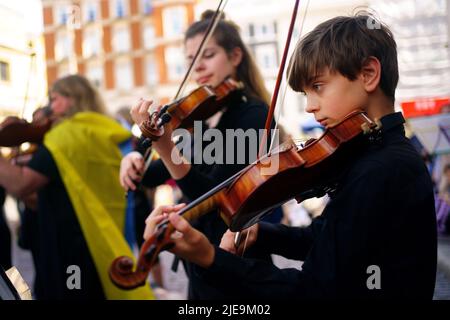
[139,77,244,141]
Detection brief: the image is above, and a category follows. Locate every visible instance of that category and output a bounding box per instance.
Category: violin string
[240,228,250,258]
[258,0,301,161]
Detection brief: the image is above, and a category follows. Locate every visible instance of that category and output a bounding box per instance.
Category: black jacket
[197,112,437,299]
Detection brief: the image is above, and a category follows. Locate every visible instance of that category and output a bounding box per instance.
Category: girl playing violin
[120,10,275,299]
[141,12,437,299]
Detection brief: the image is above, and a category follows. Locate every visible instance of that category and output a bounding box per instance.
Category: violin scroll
[109,220,176,290]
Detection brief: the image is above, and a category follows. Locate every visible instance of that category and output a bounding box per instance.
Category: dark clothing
[198,112,437,299]
[27,145,104,300]
[17,203,42,295]
[142,95,274,299]
[0,187,11,270]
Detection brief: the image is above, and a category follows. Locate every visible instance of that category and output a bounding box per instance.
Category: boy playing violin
[143,12,437,299]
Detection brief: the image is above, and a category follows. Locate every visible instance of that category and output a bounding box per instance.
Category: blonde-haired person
[120,11,274,299]
[0,75,153,300]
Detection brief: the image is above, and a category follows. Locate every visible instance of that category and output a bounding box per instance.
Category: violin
[139,77,244,141]
[109,110,378,289]
[0,105,52,147]
[0,106,53,167]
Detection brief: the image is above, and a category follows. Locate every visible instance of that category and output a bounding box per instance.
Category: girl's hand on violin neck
[119,151,145,191]
[131,98,154,127]
[220,224,259,256]
[143,203,186,240]
[151,124,174,156]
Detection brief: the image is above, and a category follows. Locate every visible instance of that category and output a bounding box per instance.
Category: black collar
[378,112,405,134]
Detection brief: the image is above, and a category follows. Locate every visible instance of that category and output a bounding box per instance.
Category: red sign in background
[401,97,450,118]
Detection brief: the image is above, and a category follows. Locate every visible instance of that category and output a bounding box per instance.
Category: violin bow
[258,0,302,160]
[236,0,304,253]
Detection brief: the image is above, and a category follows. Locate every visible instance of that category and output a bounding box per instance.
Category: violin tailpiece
[374,118,383,131]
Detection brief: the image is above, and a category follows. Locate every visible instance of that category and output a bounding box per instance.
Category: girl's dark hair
[288,11,398,104]
[185,10,270,106]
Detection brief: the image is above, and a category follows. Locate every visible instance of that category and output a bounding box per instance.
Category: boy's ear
[360,56,381,93]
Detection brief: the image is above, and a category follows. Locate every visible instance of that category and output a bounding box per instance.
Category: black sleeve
[197,247,320,299]
[196,161,392,299]
[176,104,270,200]
[255,217,324,260]
[27,145,59,180]
[140,158,171,188]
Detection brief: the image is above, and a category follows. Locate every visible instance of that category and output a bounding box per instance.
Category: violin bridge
[361,123,372,135]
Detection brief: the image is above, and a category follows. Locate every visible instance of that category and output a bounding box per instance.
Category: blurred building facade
[0,4,47,120]
[196,0,369,138]
[39,0,450,137]
[41,0,196,112]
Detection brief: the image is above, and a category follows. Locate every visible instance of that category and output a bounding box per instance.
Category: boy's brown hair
[288,11,398,103]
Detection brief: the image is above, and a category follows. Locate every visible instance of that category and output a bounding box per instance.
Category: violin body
[166,85,217,130]
[0,117,51,147]
[220,110,376,231]
[0,106,53,147]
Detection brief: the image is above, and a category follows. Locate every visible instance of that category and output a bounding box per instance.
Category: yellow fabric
[44,111,154,300]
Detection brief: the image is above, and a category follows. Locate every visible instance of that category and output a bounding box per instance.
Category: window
[83,1,98,23]
[83,27,102,57]
[55,31,73,61]
[115,59,133,90]
[145,56,159,86]
[57,4,81,28]
[141,0,154,15]
[0,61,10,82]
[143,23,156,49]
[111,0,128,19]
[86,62,103,88]
[248,24,255,37]
[57,5,68,25]
[112,24,130,53]
[254,44,278,74]
[247,21,277,41]
[165,46,185,80]
[58,63,70,78]
[162,6,187,38]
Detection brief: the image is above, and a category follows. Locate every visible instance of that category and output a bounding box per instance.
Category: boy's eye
[312,83,322,91]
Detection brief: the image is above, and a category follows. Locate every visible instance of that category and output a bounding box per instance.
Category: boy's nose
[305,97,319,113]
